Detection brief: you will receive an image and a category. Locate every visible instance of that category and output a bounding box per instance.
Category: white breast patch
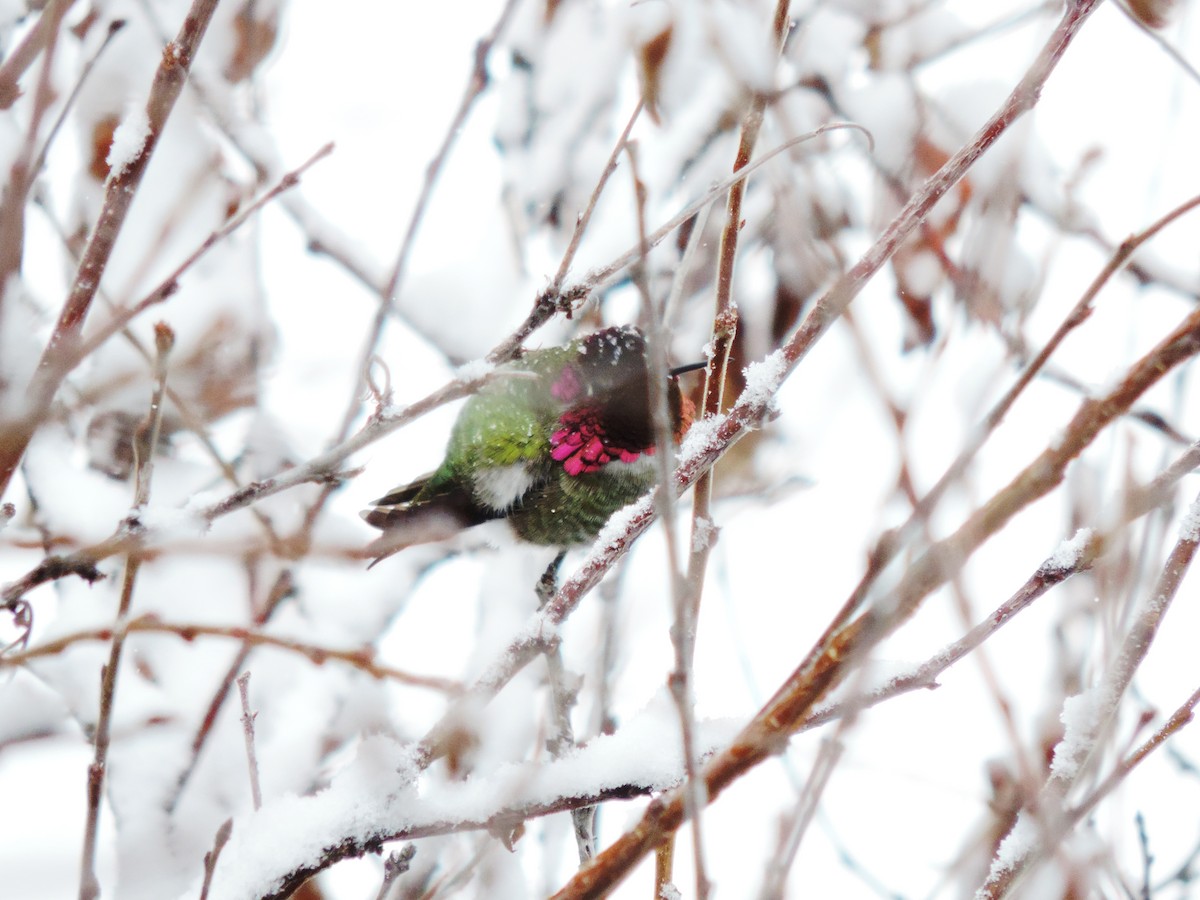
[475,463,536,510]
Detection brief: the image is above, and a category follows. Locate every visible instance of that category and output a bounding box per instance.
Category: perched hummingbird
[362,325,696,560]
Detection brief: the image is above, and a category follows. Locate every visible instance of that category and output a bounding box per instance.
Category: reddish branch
[2,617,462,694]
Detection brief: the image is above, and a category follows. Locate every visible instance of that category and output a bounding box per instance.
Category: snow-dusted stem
[0,0,220,503]
[77,317,172,900]
[976,493,1200,898]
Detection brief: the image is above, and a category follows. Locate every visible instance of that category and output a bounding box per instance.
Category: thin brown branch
[548,100,645,299]
[64,142,334,372]
[487,99,644,366]
[0,0,222,503]
[976,488,1200,897]
[626,137,709,895]
[2,617,463,694]
[198,819,232,900]
[0,0,71,316]
[0,0,78,110]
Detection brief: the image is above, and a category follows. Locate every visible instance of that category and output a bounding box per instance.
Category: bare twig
[487,99,645,366]
[757,737,845,900]
[236,672,263,810]
[167,569,296,811]
[198,819,233,900]
[1,553,106,611]
[374,845,417,900]
[626,136,712,898]
[30,19,128,179]
[549,100,645,300]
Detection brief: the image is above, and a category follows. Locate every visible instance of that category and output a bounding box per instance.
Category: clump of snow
[1179,495,1200,542]
[1042,528,1094,574]
[201,736,421,900]
[679,413,727,464]
[135,502,208,542]
[593,493,654,552]
[107,103,151,178]
[895,248,943,299]
[660,882,683,900]
[1050,686,1111,780]
[200,695,741,899]
[979,811,1038,891]
[691,515,717,553]
[741,349,788,408]
[455,358,494,382]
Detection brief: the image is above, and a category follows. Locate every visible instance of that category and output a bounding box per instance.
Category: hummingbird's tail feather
[361,474,500,565]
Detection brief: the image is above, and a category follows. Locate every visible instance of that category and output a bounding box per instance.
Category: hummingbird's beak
[668,361,707,377]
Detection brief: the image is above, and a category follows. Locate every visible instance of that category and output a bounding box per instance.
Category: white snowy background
[3,1,1200,898]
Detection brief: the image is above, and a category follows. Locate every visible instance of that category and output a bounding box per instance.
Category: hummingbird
[362,325,697,560]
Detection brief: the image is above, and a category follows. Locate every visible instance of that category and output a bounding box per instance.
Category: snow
[106,103,151,178]
[6,2,1200,898]
[454,358,494,382]
[202,696,741,900]
[980,811,1039,890]
[1050,685,1112,781]
[1043,527,1094,573]
[690,515,716,553]
[678,413,727,464]
[200,737,422,900]
[593,492,653,552]
[741,349,789,410]
[1179,495,1200,542]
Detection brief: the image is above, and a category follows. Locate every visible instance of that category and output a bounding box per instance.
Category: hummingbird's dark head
[548,326,693,477]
